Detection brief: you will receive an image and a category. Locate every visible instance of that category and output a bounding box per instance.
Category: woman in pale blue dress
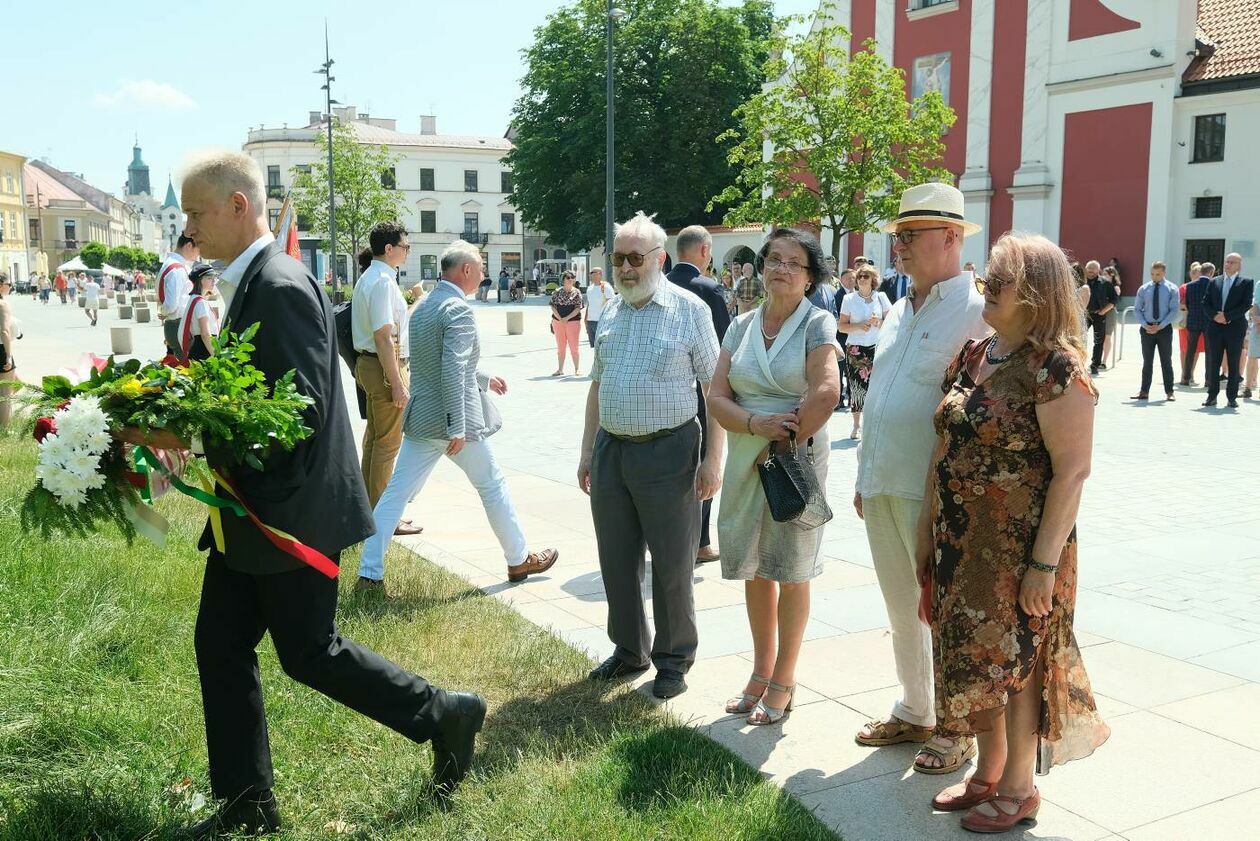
[707,228,841,726]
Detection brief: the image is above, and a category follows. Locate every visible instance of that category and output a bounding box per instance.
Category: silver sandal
[747,680,795,726]
[725,673,770,715]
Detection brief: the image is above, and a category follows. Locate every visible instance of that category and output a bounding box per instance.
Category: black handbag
[757,432,833,530]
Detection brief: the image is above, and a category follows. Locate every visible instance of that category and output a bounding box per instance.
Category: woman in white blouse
[837,265,892,439]
[179,264,220,362]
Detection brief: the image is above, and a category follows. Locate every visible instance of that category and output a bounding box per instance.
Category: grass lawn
[0,439,839,841]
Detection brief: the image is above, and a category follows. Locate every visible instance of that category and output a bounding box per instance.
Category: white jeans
[862,494,935,728]
[358,436,529,581]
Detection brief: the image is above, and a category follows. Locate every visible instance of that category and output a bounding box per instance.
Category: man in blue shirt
[1132,260,1179,401]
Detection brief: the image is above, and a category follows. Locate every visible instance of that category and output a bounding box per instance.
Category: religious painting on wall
[912,52,951,106]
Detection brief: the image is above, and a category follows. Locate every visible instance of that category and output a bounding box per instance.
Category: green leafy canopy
[506,0,775,252]
[711,3,956,262]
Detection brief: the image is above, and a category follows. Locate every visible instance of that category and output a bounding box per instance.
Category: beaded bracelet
[746,413,756,434]
[1028,559,1059,574]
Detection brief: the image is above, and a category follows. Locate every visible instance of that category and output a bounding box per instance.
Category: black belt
[605,418,695,444]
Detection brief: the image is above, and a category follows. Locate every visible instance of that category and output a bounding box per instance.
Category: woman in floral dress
[915,232,1110,833]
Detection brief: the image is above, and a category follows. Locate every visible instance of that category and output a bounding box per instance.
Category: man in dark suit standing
[880,255,911,303]
[666,225,730,564]
[177,151,484,837]
[1202,252,1254,408]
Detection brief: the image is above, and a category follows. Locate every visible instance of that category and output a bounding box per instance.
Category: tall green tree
[80,241,107,269]
[711,7,955,264]
[507,0,774,252]
[290,121,405,278]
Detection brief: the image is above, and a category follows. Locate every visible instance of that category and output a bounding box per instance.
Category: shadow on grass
[339,581,487,621]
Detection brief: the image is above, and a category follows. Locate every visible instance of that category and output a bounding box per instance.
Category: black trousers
[696,382,712,550]
[1089,313,1108,369]
[1183,327,1205,382]
[1139,326,1175,395]
[195,551,440,799]
[1205,323,1246,402]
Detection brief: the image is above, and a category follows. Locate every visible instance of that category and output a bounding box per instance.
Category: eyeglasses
[390,242,412,253]
[973,275,1010,296]
[893,226,950,245]
[762,256,807,275]
[611,246,661,268]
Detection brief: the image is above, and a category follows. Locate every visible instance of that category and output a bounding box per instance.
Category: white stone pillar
[960,0,996,265]
[874,0,895,63]
[1009,0,1055,235]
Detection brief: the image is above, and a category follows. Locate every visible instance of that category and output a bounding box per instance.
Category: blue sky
[5,0,818,199]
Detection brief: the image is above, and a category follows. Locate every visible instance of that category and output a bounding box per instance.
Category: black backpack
[333,300,358,373]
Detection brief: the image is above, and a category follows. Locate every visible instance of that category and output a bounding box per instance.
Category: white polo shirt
[158,252,192,321]
[856,272,989,500]
[586,281,614,321]
[351,260,408,358]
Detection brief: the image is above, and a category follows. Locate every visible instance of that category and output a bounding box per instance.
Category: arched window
[553,249,568,260]
[533,248,547,261]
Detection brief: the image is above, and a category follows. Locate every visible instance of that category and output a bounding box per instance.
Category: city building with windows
[243,107,558,284]
[0,150,30,284]
[803,0,1260,291]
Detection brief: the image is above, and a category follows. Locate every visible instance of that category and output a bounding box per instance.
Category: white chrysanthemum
[35,395,112,507]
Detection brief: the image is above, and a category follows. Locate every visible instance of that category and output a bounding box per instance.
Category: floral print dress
[930,337,1110,772]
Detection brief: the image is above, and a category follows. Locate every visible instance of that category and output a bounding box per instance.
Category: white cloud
[92,79,196,111]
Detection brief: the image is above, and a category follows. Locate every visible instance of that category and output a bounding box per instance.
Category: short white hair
[614,211,667,251]
[440,239,482,273]
[179,149,265,217]
[1085,260,1101,271]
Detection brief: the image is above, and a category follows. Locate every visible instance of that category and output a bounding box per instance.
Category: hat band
[896,208,965,222]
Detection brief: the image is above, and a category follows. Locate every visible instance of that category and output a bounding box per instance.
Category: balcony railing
[266,185,285,199]
[462,232,489,246]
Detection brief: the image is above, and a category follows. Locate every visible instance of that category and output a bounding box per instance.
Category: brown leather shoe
[508,548,559,582]
[394,522,423,536]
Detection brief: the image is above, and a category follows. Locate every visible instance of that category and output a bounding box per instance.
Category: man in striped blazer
[359,239,558,586]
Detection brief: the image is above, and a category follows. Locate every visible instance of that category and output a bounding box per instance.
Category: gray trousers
[590,421,701,674]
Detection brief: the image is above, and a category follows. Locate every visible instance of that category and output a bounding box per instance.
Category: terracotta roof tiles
[1184,0,1260,83]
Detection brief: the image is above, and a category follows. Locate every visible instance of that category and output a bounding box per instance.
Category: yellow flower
[118,380,144,399]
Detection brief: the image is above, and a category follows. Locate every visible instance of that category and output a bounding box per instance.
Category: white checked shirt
[591,280,719,437]
[856,272,989,500]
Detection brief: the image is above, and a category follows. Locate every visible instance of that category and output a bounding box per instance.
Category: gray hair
[676,224,712,257]
[440,239,482,273]
[179,150,265,217]
[614,211,666,251]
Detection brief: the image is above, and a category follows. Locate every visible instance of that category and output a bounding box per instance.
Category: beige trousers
[862,494,935,727]
[355,353,409,508]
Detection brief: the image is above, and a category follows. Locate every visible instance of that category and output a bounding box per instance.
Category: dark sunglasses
[611,246,661,268]
[974,275,1011,296]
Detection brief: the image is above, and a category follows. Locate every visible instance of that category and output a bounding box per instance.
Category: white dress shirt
[216,232,275,317]
[857,272,989,500]
[351,259,409,358]
[586,281,614,321]
[158,251,193,321]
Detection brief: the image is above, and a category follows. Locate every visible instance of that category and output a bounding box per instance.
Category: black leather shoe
[1202,397,1218,407]
[431,690,487,800]
[588,655,649,681]
[1228,399,1240,409]
[185,790,281,839]
[652,670,687,699]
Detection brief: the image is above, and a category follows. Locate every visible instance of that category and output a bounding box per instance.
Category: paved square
[9,292,1260,840]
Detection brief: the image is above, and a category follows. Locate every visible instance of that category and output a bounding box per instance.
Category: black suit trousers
[1089,313,1108,369]
[195,551,439,799]
[1139,326,1174,395]
[696,381,712,549]
[1205,322,1246,401]
[1183,327,1206,381]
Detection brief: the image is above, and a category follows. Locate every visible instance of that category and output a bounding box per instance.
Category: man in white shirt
[583,267,615,347]
[158,234,200,354]
[82,275,101,327]
[852,183,989,775]
[351,221,421,526]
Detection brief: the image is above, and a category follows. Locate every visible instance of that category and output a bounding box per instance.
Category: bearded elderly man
[578,212,721,700]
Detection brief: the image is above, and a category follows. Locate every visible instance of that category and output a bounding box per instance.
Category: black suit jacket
[880,274,911,303]
[1202,275,1255,334]
[199,242,375,574]
[666,262,731,342]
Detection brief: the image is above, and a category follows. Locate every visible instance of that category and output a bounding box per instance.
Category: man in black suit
[1202,252,1254,408]
[177,151,484,837]
[880,255,912,303]
[666,225,730,564]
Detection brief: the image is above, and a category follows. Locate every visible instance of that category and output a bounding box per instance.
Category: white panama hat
[881,182,981,237]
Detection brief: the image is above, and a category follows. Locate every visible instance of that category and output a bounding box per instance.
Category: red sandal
[932,775,998,812]
[961,788,1041,834]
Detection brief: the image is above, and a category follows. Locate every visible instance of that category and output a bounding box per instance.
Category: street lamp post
[316,22,340,302]
[605,3,626,278]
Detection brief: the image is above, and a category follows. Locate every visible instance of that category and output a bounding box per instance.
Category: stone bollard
[131,295,145,308]
[146,293,157,303]
[111,327,133,355]
[115,292,126,305]
[134,306,152,324]
[119,305,133,319]
[98,297,110,310]
[79,296,87,308]
[506,311,524,335]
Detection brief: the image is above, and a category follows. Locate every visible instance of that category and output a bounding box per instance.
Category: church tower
[161,176,183,252]
[126,138,152,197]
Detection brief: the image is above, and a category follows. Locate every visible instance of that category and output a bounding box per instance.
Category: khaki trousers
[862,494,935,728]
[355,353,409,508]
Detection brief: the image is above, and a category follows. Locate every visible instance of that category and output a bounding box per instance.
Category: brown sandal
[933,775,999,811]
[914,735,976,775]
[855,716,933,746]
[961,789,1041,833]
